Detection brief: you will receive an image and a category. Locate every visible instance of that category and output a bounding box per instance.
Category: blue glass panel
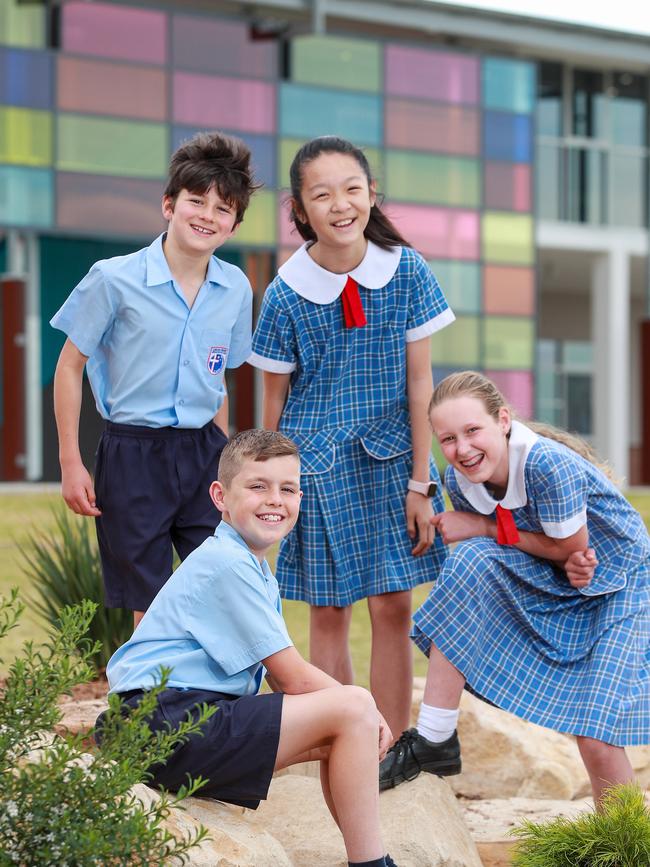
[483,58,535,114]
[483,112,532,163]
[172,126,276,188]
[280,84,382,147]
[0,166,53,227]
[0,46,52,109]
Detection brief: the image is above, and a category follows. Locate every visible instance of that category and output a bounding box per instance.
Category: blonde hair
[218,429,299,488]
[429,371,618,482]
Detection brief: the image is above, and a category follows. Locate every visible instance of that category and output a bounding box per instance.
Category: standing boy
[51,132,257,625]
[100,429,397,867]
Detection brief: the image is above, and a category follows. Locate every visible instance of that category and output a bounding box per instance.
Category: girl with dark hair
[249,136,455,735]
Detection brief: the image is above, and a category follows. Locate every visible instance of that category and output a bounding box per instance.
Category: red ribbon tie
[496,505,520,545]
[341,276,367,328]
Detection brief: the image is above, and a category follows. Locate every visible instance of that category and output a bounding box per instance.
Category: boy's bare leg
[368,591,413,735]
[133,611,145,629]
[577,736,634,807]
[309,605,354,684]
[274,686,384,863]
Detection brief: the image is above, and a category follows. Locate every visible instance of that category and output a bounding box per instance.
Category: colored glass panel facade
[385,99,480,155]
[0,47,52,109]
[174,73,276,134]
[0,165,53,227]
[386,151,480,207]
[0,107,52,166]
[172,14,277,78]
[291,36,382,92]
[280,84,382,146]
[61,2,167,65]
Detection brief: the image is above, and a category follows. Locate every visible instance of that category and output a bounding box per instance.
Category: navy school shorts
[95,688,284,809]
[94,420,228,611]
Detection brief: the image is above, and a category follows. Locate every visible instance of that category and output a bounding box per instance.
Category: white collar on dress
[278,241,402,304]
[453,419,539,514]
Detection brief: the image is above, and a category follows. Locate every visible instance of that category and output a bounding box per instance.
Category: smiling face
[294,152,376,269]
[162,186,238,256]
[430,396,512,491]
[210,455,302,561]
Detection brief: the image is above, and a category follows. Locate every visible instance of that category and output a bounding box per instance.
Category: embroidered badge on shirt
[207,346,227,375]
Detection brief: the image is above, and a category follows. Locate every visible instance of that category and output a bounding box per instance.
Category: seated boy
[98,430,398,867]
[51,131,257,626]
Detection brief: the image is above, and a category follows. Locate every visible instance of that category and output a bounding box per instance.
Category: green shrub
[20,505,132,671]
[0,588,214,866]
[510,783,650,866]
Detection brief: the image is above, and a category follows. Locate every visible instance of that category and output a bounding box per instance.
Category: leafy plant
[510,783,650,866]
[19,505,132,671]
[0,588,214,866]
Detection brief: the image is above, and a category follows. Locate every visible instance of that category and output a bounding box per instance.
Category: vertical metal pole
[311,0,325,34]
[25,233,42,481]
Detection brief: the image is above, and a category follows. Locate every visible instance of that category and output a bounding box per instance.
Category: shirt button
[183,359,190,366]
[178,399,185,406]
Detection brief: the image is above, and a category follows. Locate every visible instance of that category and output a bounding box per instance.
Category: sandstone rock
[55,698,108,738]
[247,773,482,867]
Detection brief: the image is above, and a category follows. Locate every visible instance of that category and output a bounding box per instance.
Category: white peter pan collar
[454,420,539,514]
[278,241,402,304]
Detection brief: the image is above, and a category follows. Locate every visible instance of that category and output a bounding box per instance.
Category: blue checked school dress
[249,241,455,606]
[412,421,650,745]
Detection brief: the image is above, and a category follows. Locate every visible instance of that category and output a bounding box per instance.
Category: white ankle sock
[417,703,458,743]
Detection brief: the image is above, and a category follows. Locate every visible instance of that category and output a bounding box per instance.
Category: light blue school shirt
[50,234,252,428]
[106,522,293,696]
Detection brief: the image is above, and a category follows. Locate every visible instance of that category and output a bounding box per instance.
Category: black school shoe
[378,728,461,792]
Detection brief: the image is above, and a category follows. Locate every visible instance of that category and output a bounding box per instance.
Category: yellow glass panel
[482,212,534,265]
[483,317,534,369]
[229,191,276,247]
[278,139,383,191]
[0,0,45,47]
[429,316,480,367]
[0,107,51,166]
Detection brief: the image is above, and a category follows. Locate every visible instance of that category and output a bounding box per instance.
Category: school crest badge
[207,346,227,375]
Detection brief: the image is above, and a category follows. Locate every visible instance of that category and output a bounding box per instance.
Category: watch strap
[407,479,438,497]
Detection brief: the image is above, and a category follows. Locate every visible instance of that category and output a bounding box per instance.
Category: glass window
[292,36,381,93]
[566,374,592,435]
[385,45,479,105]
[428,260,480,314]
[385,151,480,208]
[62,1,167,65]
[172,14,277,79]
[386,203,479,260]
[483,112,532,162]
[536,339,561,426]
[482,212,534,265]
[279,84,382,146]
[535,142,561,221]
[483,265,535,315]
[225,190,276,247]
[174,73,276,134]
[611,72,647,147]
[485,369,533,419]
[536,62,563,137]
[484,162,531,212]
[429,316,481,367]
[565,147,605,224]
[0,0,45,48]
[56,173,164,238]
[0,166,53,227]
[0,106,52,167]
[609,153,646,227]
[572,70,606,139]
[483,317,535,369]
[0,47,52,110]
[483,58,535,114]
[57,115,167,178]
[385,99,479,156]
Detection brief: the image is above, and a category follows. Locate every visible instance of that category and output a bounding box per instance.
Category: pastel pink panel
[385,203,479,259]
[485,370,533,419]
[62,2,166,65]
[484,162,531,212]
[513,164,532,212]
[174,72,275,134]
[385,99,479,155]
[279,203,303,249]
[57,57,167,121]
[385,45,479,104]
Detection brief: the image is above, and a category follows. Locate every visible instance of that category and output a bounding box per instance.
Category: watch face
[427,482,438,497]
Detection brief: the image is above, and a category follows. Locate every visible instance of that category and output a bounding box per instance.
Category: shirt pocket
[200,330,231,380]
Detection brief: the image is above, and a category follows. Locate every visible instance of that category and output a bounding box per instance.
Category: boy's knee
[336,685,377,727]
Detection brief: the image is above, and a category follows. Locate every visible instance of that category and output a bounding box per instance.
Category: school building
[0,0,648,483]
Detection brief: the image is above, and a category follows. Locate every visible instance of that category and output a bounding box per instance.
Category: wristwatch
[407,479,438,497]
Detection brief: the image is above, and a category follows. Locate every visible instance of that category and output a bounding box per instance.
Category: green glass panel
[483,58,535,114]
[278,138,383,190]
[386,151,479,207]
[482,212,534,265]
[0,0,45,48]
[0,165,52,228]
[0,107,51,166]
[428,260,480,314]
[563,340,592,369]
[483,317,534,369]
[57,115,167,178]
[229,190,276,247]
[292,35,381,93]
[430,316,480,367]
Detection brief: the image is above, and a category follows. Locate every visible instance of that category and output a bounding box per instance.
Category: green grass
[3,489,649,685]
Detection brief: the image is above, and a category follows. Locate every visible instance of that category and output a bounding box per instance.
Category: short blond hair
[218,429,299,488]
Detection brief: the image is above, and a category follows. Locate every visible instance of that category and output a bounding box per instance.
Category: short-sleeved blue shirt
[106,521,293,695]
[249,242,454,472]
[50,234,252,428]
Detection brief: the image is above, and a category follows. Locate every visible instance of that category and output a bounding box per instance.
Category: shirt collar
[145,233,233,289]
[453,420,539,513]
[213,520,271,575]
[278,241,402,304]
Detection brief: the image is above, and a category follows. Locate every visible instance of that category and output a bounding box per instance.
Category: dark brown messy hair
[164,131,261,225]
